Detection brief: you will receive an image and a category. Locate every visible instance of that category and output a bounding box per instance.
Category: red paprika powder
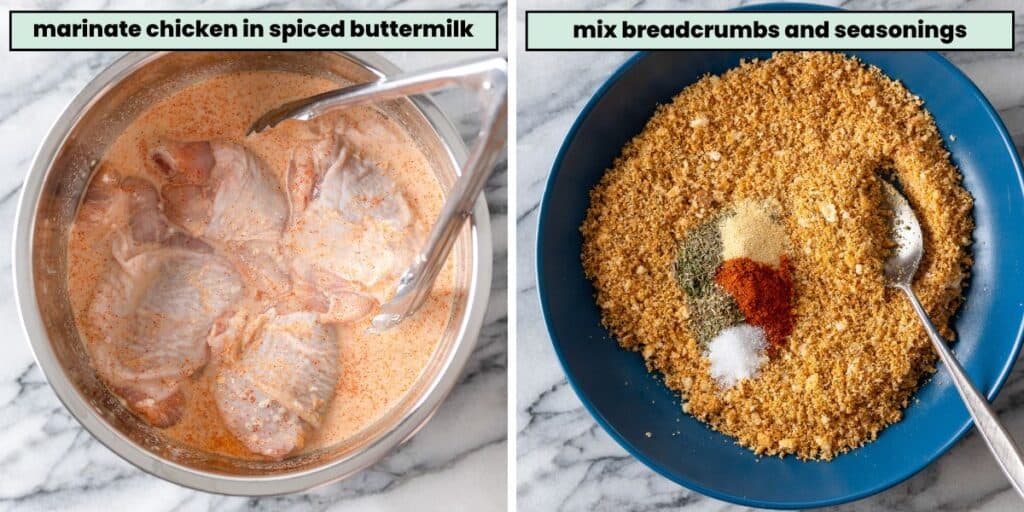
[715,256,794,351]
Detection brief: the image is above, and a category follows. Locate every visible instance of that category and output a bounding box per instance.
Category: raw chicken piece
[78,169,175,247]
[289,262,377,324]
[285,123,424,303]
[152,141,292,298]
[151,141,289,242]
[214,311,338,459]
[285,122,341,217]
[82,175,245,427]
[231,240,292,300]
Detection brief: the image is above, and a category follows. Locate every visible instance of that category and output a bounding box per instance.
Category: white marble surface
[516,0,1024,510]
[0,0,507,510]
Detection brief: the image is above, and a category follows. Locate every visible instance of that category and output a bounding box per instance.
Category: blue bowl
[536,5,1024,509]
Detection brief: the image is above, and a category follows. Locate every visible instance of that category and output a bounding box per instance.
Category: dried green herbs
[676,218,723,297]
[688,287,745,345]
[676,214,745,345]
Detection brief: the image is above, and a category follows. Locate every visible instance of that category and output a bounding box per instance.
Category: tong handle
[370,57,507,330]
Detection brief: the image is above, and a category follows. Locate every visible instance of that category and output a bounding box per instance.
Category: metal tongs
[248,56,507,331]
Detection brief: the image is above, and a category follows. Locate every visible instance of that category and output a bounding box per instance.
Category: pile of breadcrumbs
[580,51,973,460]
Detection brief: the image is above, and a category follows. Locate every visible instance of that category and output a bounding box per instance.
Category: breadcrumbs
[580,52,973,460]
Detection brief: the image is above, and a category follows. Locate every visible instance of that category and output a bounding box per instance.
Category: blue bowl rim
[534,5,1024,509]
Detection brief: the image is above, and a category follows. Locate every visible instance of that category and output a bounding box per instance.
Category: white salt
[706,323,768,388]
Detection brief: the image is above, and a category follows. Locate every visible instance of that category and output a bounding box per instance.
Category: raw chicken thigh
[152,141,293,298]
[288,262,378,325]
[81,173,244,427]
[214,311,338,459]
[152,141,289,243]
[285,122,425,304]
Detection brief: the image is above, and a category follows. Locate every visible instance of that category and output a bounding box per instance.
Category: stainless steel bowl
[13,51,491,495]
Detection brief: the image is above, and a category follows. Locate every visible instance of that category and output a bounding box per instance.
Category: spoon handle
[901,285,1024,497]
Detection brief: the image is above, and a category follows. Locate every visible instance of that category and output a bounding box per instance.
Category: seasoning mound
[675,199,794,367]
[707,323,768,388]
[580,51,973,460]
[720,200,788,266]
[675,215,744,345]
[716,256,794,351]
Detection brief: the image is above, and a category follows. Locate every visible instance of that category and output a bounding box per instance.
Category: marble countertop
[515,0,1024,511]
[0,0,507,510]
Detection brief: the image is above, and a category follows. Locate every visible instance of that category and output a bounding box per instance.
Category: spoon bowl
[880,180,925,287]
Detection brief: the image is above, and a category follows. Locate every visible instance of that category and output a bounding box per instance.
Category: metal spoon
[881,178,1024,497]
[249,56,507,330]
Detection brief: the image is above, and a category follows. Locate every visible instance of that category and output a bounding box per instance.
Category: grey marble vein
[516,1,1024,511]
[0,0,507,510]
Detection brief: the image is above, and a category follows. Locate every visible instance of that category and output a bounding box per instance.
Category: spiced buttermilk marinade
[68,70,458,460]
